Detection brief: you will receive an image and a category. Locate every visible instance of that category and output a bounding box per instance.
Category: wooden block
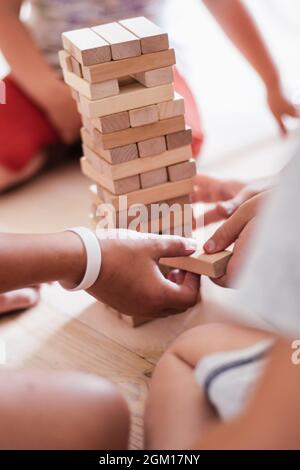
[119,17,169,54]
[94,115,185,150]
[81,128,138,164]
[140,167,168,189]
[81,157,140,194]
[168,160,197,182]
[138,136,166,158]
[59,51,119,100]
[132,66,174,88]
[97,178,193,209]
[84,143,192,180]
[62,28,111,66]
[91,111,130,134]
[92,22,141,60]
[166,127,193,150]
[81,49,176,83]
[70,56,82,77]
[91,193,192,235]
[157,93,185,120]
[79,81,174,118]
[129,105,159,128]
[160,250,232,278]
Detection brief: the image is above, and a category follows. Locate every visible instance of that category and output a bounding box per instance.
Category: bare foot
[0,288,41,315]
[191,175,245,203]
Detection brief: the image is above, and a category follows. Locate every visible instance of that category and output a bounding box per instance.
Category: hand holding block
[160,250,232,278]
[119,17,169,54]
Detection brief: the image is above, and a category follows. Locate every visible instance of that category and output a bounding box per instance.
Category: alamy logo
[0,80,6,104]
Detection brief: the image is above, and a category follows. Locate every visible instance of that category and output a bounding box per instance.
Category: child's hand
[0,287,40,315]
[88,231,200,319]
[267,82,300,135]
[203,193,268,287]
[45,80,81,144]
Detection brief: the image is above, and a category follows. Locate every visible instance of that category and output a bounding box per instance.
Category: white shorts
[194,339,274,421]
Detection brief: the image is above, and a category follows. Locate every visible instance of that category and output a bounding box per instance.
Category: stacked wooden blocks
[59,17,196,238]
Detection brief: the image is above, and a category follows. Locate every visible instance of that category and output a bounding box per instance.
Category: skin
[0,230,200,318]
[0,229,199,449]
[203,191,270,287]
[145,322,271,450]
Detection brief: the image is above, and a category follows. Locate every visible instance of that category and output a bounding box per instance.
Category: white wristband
[65,227,102,291]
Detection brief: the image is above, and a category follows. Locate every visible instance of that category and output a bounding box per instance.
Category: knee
[74,374,130,450]
[168,323,227,363]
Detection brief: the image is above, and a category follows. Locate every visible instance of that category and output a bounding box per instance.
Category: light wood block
[82,49,176,83]
[129,105,159,128]
[59,49,73,72]
[119,17,169,54]
[157,93,185,120]
[59,51,119,100]
[81,128,138,164]
[81,157,140,194]
[138,136,166,158]
[132,66,174,88]
[96,178,193,209]
[166,127,193,150]
[79,81,174,118]
[140,167,168,189]
[62,28,111,66]
[91,112,130,134]
[92,22,141,60]
[160,250,232,278]
[168,160,197,182]
[70,56,82,77]
[84,143,192,180]
[94,115,185,150]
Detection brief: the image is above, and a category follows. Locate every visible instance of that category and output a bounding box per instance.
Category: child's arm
[0,231,199,318]
[203,0,299,133]
[0,0,80,143]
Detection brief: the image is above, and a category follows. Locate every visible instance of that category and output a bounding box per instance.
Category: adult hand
[203,193,268,287]
[267,82,300,135]
[88,230,200,319]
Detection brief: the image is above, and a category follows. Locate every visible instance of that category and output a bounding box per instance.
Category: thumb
[203,201,255,253]
[163,272,200,311]
[153,236,198,260]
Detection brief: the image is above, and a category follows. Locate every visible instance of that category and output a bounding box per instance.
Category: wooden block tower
[59,17,196,239]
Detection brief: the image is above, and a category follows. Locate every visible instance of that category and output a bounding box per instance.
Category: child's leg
[0,370,129,449]
[0,152,46,193]
[145,322,270,450]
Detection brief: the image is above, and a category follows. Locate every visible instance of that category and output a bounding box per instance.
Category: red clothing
[0,72,203,172]
[0,76,58,171]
